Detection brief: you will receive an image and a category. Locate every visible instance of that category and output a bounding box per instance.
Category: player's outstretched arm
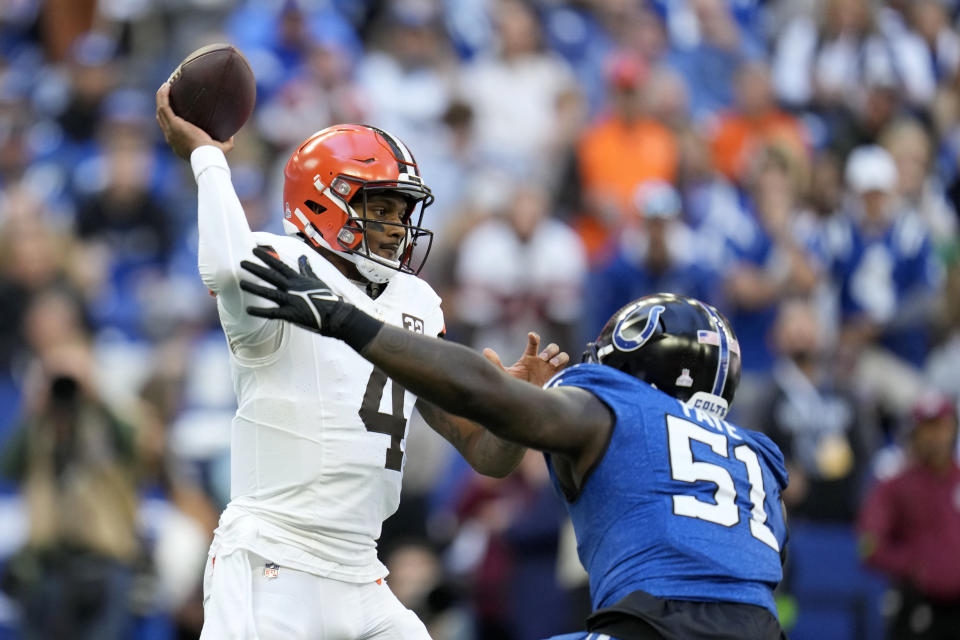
[416,400,524,477]
[238,248,611,460]
[415,333,569,478]
[362,320,608,459]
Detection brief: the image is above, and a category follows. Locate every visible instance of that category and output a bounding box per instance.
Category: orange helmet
[282,124,434,282]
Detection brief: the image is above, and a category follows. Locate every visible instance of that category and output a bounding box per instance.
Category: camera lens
[50,376,79,404]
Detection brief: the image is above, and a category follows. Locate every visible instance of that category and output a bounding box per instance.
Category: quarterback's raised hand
[239,246,383,351]
[155,83,233,161]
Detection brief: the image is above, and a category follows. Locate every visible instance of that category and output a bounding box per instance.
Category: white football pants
[199,548,431,639]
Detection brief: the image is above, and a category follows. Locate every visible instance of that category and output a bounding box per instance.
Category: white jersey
[191,146,443,583]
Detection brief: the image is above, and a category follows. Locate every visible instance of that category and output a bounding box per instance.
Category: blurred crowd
[1,0,960,638]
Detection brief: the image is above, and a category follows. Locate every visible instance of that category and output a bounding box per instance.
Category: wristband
[329,304,385,353]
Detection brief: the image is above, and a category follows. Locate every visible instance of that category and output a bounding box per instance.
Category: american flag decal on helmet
[698,304,731,397]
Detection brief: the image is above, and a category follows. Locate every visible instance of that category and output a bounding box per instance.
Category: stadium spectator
[666,0,764,122]
[0,190,88,376]
[707,61,807,183]
[645,66,691,134]
[455,180,586,357]
[760,299,876,523]
[449,450,572,640]
[719,145,818,422]
[908,0,960,86]
[539,2,616,119]
[356,1,454,159]
[926,265,960,403]
[225,0,361,101]
[576,52,677,256]
[458,0,580,179]
[73,96,175,339]
[382,538,471,640]
[136,349,221,636]
[0,343,141,640]
[55,33,119,146]
[858,392,960,639]
[772,0,931,110]
[880,118,958,247]
[836,146,941,416]
[256,39,365,149]
[588,179,718,337]
[674,128,749,270]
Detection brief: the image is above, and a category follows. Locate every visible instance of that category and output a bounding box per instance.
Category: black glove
[239,246,384,352]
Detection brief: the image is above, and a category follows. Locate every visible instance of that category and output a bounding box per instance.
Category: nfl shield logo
[263,562,280,579]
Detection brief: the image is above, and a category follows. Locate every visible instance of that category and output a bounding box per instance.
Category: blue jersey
[720,198,819,373]
[831,213,942,366]
[545,364,789,617]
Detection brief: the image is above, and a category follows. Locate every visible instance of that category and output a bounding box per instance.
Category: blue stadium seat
[786,522,888,640]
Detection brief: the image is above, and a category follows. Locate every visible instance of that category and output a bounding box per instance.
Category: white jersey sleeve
[191,145,279,351]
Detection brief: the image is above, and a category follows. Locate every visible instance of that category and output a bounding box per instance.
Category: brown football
[168,43,256,142]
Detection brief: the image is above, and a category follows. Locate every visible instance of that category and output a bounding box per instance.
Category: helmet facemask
[287,173,435,284]
[339,181,434,283]
[581,340,601,364]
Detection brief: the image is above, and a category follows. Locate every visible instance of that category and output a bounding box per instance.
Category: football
[167,43,256,142]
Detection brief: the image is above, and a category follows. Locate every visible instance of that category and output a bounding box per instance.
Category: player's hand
[155,82,234,161]
[239,246,348,334]
[483,332,569,387]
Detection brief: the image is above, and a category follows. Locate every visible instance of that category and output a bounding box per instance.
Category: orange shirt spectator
[578,115,678,216]
[708,61,807,181]
[575,52,678,262]
[709,110,806,180]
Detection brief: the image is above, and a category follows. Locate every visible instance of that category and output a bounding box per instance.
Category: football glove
[239,246,383,352]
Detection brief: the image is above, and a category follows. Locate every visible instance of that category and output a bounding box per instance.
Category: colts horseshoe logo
[612,304,665,352]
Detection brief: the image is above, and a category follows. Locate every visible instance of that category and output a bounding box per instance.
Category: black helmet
[582,293,741,406]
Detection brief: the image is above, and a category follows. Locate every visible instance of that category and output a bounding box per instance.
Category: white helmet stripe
[368,126,418,177]
[393,137,416,172]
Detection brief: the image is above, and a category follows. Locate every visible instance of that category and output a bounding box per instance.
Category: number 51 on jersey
[666,413,781,551]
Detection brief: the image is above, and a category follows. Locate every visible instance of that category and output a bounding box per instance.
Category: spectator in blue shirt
[721,146,819,374]
[665,0,763,122]
[720,145,819,426]
[836,145,943,370]
[588,179,718,338]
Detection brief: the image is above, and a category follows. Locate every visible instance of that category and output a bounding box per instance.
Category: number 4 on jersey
[359,367,407,471]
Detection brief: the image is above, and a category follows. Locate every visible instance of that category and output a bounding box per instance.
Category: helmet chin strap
[344,251,398,284]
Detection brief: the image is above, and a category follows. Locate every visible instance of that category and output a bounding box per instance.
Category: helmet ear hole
[337,218,364,250]
[305,200,326,215]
